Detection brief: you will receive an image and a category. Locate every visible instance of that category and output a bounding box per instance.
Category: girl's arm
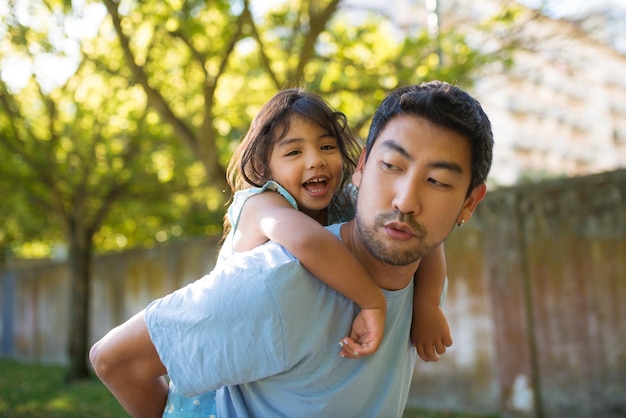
[237,191,386,356]
[411,243,453,362]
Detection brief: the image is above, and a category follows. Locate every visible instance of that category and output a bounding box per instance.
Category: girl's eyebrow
[275,137,303,147]
[276,132,335,147]
[380,139,463,174]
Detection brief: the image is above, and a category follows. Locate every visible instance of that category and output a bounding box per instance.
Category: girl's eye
[321,144,337,151]
[285,150,301,157]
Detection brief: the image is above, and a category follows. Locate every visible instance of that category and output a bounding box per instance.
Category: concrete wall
[1,170,625,418]
[409,169,626,418]
[1,237,221,364]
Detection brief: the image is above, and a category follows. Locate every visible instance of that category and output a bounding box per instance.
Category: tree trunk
[64,225,93,382]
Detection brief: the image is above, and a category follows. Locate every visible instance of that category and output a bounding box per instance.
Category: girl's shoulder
[229,181,299,230]
[232,180,298,212]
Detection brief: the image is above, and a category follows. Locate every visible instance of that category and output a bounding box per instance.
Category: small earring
[458,219,465,227]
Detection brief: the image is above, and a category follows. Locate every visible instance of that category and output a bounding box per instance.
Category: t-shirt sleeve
[145,251,298,396]
[228,181,298,233]
[219,181,299,263]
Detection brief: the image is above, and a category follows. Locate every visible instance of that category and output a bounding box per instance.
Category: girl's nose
[307,152,326,169]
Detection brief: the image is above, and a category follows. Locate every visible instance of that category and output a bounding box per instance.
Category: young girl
[162,89,451,417]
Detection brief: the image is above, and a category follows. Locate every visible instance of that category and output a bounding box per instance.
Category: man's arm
[89,310,168,418]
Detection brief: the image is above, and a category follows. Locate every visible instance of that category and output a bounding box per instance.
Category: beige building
[473,2,626,186]
[448,0,626,185]
[363,0,626,186]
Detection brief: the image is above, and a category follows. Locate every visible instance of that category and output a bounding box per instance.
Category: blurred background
[1,0,625,417]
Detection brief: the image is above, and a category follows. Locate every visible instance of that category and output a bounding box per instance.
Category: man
[89,80,493,418]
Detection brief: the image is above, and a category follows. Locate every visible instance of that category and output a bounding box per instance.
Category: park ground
[0,359,499,418]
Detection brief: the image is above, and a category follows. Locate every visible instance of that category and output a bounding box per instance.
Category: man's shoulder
[324,222,343,239]
[218,240,300,275]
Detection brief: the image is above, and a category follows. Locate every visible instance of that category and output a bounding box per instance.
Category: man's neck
[339,221,418,291]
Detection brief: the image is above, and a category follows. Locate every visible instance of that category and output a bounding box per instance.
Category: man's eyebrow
[381,139,464,174]
[429,161,463,174]
[380,139,413,160]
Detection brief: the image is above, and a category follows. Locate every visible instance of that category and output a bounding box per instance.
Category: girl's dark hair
[227,88,361,193]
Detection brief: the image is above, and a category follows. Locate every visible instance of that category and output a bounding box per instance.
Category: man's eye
[381,161,399,171]
[428,178,450,188]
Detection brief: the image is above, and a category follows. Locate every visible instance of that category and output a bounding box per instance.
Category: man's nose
[392,181,421,215]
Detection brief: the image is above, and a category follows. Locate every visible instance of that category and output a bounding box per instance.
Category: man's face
[352,114,485,266]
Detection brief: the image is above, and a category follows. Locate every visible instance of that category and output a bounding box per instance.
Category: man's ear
[457,183,487,225]
[351,149,367,188]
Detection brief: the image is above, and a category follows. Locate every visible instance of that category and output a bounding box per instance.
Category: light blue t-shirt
[146,222,417,417]
[161,180,359,417]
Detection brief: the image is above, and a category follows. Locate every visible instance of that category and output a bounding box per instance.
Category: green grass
[0,358,498,418]
[0,359,127,418]
[403,408,500,418]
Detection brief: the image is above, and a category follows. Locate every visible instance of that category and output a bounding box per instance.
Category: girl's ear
[351,149,367,188]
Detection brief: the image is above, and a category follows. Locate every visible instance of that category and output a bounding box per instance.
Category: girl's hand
[338,307,385,358]
[411,305,452,362]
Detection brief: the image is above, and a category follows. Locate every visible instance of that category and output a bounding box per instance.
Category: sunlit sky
[0,1,107,93]
[1,0,624,92]
[519,0,626,52]
[518,0,626,17]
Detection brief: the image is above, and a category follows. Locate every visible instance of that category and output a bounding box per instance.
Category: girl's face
[268,116,344,219]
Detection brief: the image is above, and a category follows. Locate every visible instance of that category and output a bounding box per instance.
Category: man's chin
[370,248,422,266]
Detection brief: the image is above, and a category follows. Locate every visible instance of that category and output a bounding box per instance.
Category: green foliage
[0,64,201,255]
[0,0,222,257]
[1,0,521,257]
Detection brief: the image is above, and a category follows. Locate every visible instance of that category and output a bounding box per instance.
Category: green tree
[0,1,204,381]
[101,0,509,157]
